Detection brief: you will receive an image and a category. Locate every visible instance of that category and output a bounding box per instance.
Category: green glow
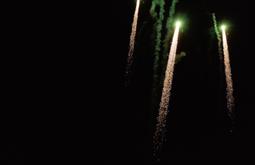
[221,24,227,31]
[175,20,182,27]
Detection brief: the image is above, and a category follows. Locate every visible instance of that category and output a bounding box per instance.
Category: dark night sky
[105,0,255,164]
[2,0,255,164]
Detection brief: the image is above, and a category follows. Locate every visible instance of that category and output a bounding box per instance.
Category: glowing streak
[221,25,226,31]
[222,28,235,118]
[153,23,180,156]
[125,0,140,84]
[175,20,181,28]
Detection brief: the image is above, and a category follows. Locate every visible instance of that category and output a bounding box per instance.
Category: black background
[2,0,255,164]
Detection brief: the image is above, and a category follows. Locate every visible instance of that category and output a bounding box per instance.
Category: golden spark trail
[153,22,181,156]
[222,28,235,119]
[125,0,140,83]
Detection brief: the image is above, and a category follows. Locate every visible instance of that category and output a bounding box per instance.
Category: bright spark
[153,21,181,156]
[221,24,227,31]
[222,27,235,118]
[125,0,141,84]
[175,20,182,28]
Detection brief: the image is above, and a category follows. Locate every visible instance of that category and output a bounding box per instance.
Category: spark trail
[222,26,235,119]
[125,0,141,84]
[166,0,179,32]
[160,0,179,92]
[153,21,181,158]
[163,0,179,55]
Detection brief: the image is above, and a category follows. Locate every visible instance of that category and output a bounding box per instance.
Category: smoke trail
[150,0,165,55]
[153,23,181,158]
[166,0,179,31]
[222,28,235,119]
[125,0,141,85]
[160,0,179,89]
[212,13,223,61]
[163,0,179,51]
[150,0,165,88]
[212,13,228,124]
